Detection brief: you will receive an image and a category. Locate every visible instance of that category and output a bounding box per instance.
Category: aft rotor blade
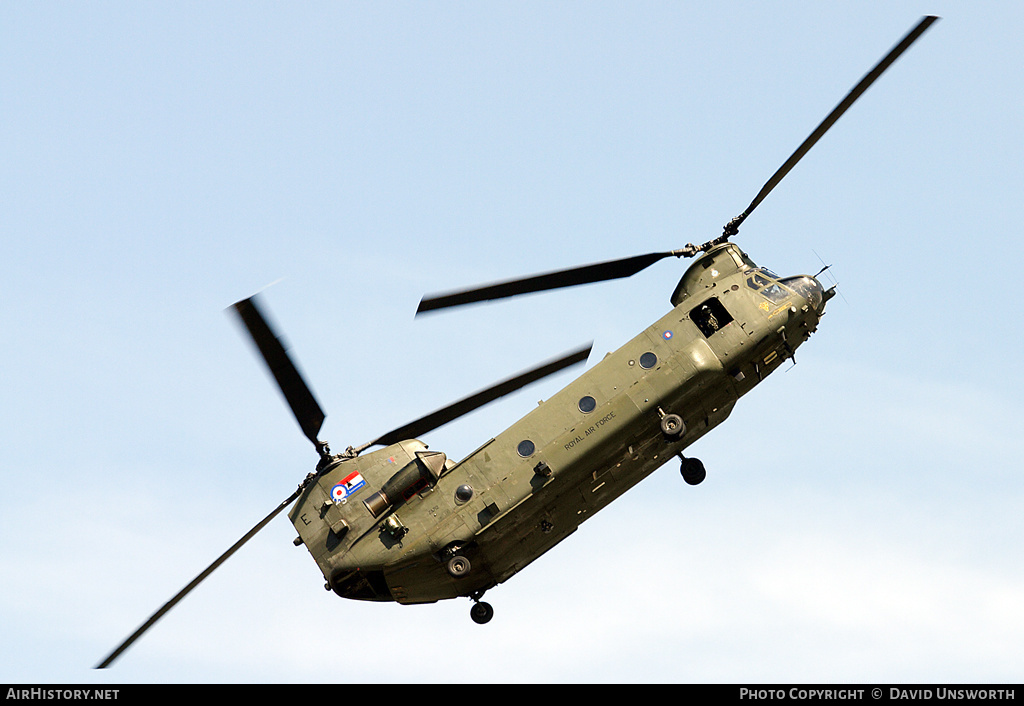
[232,295,326,449]
[416,251,686,314]
[359,342,593,451]
[95,487,303,668]
[722,15,939,237]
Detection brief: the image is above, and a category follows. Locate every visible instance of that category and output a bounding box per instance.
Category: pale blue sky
[2,1,1022,683]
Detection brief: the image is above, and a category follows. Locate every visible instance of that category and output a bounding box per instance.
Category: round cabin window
[455,484,474,503]
[639,352,658,369]
[578,395,597,413]
[517,440,536,457]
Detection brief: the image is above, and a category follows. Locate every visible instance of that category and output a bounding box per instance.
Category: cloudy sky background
[2,1,1022,683]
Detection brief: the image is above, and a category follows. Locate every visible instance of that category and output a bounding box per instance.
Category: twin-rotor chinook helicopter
[98,16,937,668]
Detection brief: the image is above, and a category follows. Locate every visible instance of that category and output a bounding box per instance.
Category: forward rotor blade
[358,341,593,451]
[416,251,686,314]
[722,15,939,237]
[232,295,326,449]
[95,486,304,668]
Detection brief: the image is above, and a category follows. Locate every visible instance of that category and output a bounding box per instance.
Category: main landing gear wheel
[660,413,685,438]
[446,555,471,578]
[680,456,706,485]
[470,601,494,624]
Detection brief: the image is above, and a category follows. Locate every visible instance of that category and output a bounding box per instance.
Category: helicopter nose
[779,275,826,312]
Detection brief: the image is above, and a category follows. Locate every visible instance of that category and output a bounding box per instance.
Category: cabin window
[691,297,734,338]
[517,440,536,457]
[578,395,597,413]
[639,352,657,369]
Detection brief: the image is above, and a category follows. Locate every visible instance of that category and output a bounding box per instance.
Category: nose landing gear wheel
[470,601,494,624]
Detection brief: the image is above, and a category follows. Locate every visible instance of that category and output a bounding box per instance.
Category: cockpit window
[746,268,781,291]
[746,272,772,290]
[759,282,790,303]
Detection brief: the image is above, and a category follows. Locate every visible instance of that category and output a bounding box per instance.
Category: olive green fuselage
[287,243,827,604]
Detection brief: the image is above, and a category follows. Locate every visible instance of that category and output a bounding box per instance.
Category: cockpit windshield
[747,269,826,310]
[779,276,824,310]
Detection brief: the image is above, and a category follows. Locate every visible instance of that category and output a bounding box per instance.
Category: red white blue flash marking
[331,471,366,502]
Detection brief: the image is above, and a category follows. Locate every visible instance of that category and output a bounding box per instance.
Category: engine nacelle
[364,450,447,517]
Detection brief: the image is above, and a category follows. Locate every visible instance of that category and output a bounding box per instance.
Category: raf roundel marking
[331,471,367,503]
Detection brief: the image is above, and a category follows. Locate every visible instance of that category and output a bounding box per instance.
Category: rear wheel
[681,457,706,485]
[470,601,494,624]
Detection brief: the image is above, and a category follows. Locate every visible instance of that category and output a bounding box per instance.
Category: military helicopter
[97,15,937,668]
